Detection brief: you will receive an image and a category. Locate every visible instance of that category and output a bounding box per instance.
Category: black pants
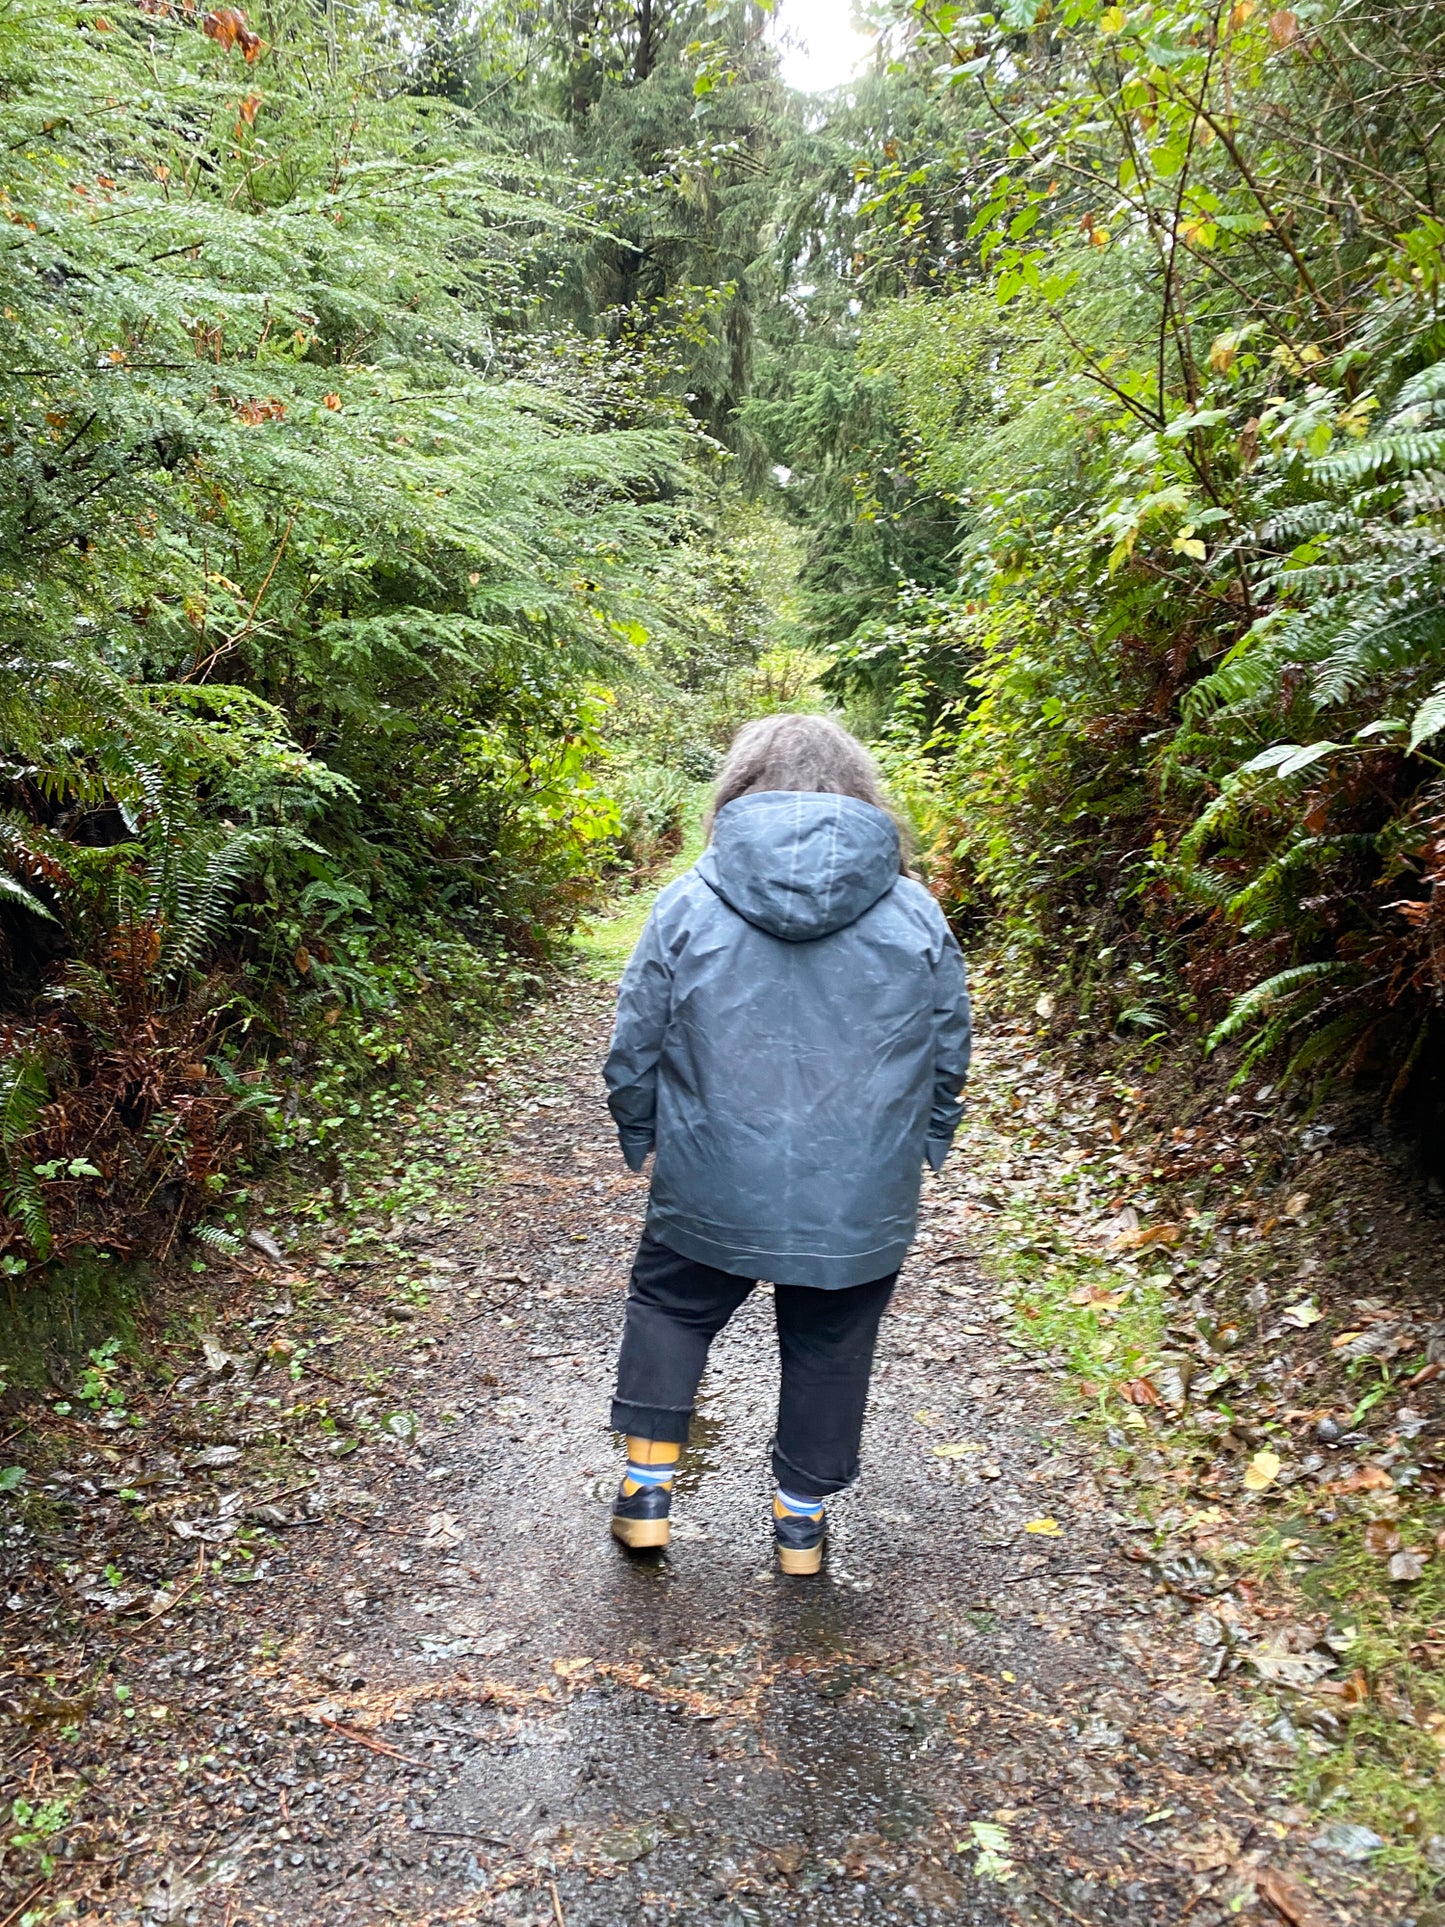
[611,1232,896,1498]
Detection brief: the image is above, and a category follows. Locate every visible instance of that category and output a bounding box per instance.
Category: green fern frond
[1206,961,1347,1053]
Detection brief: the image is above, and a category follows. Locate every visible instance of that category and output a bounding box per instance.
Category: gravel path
[216,980,1319,1927]
[6,977,1378,1926]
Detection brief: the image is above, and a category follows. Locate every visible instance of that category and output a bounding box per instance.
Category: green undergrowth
[961,994,1445,1899]
[0,1254,148,1397]
[572,788,709,980]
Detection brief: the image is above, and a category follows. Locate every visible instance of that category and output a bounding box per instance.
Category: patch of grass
[976,1199,1168,1426]
[572,788,708,981]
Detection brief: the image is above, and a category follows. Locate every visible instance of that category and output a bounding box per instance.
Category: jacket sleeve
[924,925,972,1172]
[603,907,673,1171]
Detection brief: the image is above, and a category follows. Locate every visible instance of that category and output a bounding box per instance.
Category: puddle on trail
[672,1397,725,1499]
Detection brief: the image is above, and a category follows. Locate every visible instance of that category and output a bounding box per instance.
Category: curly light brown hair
[707,714,910,864]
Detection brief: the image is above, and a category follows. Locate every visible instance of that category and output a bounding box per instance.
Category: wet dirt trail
[13,968,1393,1927]
[200,977,1304,1927]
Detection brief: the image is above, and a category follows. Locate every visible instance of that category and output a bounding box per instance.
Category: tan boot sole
[611,1514,670,1550]
[777,1540,825,1576]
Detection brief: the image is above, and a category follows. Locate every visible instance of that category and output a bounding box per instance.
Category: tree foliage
[0,0,703,1259]
[768,0,1445,1125]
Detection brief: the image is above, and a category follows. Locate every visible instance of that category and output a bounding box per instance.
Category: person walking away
[602,714,971,1574]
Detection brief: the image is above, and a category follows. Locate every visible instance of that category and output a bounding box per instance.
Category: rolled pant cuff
[771,1440,857,1500]
[611,1399,692,1446]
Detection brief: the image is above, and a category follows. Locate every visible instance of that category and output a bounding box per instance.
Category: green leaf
[0,873,55,921]
[1408,683,1445,754]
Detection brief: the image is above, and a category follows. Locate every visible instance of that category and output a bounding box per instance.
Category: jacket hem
[647,1213,911,1291]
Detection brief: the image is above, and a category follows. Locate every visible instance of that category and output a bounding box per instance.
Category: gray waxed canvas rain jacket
[603,790,972,1289]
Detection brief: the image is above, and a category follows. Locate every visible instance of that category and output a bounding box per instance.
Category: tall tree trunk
[634,0,654,81]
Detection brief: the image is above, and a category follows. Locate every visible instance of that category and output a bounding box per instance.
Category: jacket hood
[696,791,901,942]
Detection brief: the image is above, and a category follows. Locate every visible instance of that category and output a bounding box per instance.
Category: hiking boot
[773,1504,826,1576]
[610,1479,671,1550]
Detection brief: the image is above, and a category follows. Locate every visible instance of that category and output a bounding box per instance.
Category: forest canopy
[2,0,1443,1267]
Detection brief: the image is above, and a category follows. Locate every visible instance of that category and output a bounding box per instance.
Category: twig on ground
[549,1878,566,1925]
[0,1883,49,1927]
[121,1564,206,1639]
[417,1827,516,1850]
[315,1716,427,1766]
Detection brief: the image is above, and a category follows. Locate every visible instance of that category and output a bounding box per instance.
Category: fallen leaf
[1110,1222,1183,1251]
[764,1841,808,1876]
[1311,1821,1382,1861]
[1120,1377,1162,1406]
[1363,1521,1401,1558]
[1327,1668,1369,1707]
[1244,1633,1335,1687]
[1285,1190,1310,1217]
[200,1332,246,1375]
[1069,1283,1128,1309]
[551,1656,594,1679]
[965,1819,1014,1883]
[1255,1865,1329,1927]
[1328,1463,1393,1495]
[141,1864,206,1921]
[1280,1300,1322,1329]
[1330,1329,1365,1350]
[1023,1517,1062,1536]
[1178,1825,1242,1872]
[931,1442,985,1458]
[422,1511,464,1550]
[1389,1548,1429,1583]
[1244,1449,1282,1491]
[595,1822,659,1864]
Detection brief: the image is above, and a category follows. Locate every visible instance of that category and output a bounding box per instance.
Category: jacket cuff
[617,1129,654,1173]
[924,1135,953,1173]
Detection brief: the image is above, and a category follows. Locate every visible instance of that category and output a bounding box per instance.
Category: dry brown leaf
[1268,8,1298,48]
[1110,1222,1183,1251]
[202,6,243,46]
[1120,1377,1162,1406]
[1317,1668,1369,1706]
[1070,1283,1128,1309]
[1328,1463,1393,1495]
[1256,1865,1328,1927]
[1363,1521,1401,1558]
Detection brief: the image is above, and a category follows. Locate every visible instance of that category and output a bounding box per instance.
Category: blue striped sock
[625,1459,675,1488]
[775,1487,824,1517]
